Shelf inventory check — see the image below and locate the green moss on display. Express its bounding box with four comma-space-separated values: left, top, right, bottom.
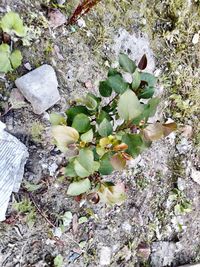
30, 121, 44, 142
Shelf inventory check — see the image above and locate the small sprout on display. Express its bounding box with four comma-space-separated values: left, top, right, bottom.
0, 44, 22, 73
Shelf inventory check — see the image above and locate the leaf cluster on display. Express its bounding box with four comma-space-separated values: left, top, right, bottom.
51, 53, 177, 205
0, 12, 26, 73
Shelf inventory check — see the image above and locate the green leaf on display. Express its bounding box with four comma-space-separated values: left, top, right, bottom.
99, 81, 112, 97
67, 178, 91, 196
0, 11, 26, 37
97, 110, 112, 124
119, 53, 137, 73
0, 51, 12, 73
54, 254, 63, 267
138, 86, 155, 99
98, 118, 113, 137
107, 68, 120, 77
23, 181, 42, 192
107, 74, 128, 94
81, 129, 93, 143
140, 72, 157, 87
10, 49, 22, 69
132, 69, 141, 90
118, 89, 143, 120
74, 149, 98, 178
66, 106, 89, 125
84, 93, 98, 110
50, 113, 66, 126
52, 125, 79, 152
99, 152, 114, 175
122, 133, 147, 157
65, 161, 77, 177
72, 113, 91, 133
0, 43, 10, 53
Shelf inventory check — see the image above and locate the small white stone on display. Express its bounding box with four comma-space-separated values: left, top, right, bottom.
15, 65, 60, 114
191, 168, 200, 185
100, 246, 112, 266
77, 18, 86, 28
122, 221, 132, 233
192, 33, 199, 45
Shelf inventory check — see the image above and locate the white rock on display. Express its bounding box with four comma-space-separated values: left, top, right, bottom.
15, 65, 60, 115
113, 29, 155, 73
192, 33, 199, 45
0, 125, 29, 221
99, 246, 112, 266
191, 168, 200, 185
122, 221, 132, 233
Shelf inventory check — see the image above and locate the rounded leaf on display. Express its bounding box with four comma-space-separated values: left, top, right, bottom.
1, 11, 26, 37
67, 178, 91, 196
98, 118, 113, 137
52, 125, 79, 152
10, 49, 22, 69
119, 53, 136, 73
72, 113, 91, 133
118, 89, 143, 120
107, 74, 128, 94
99, 81, 112, 97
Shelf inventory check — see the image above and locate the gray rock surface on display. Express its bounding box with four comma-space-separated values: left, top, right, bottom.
113, 29, 155, 73
0, 122, 29, 221
15, 64, 60, 114
151, 241, 177, 267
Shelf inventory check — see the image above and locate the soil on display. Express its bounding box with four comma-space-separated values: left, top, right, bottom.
0, 0, 200, 267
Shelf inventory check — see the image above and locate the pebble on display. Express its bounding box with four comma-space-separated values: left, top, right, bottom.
15, 65, 60, 115
191, 168, 200, 185
121, 221, 132, 233
99, 246, 112, 266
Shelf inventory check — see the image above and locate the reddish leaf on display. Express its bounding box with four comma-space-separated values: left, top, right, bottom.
138, 54, 147, 70
110, 153, 126, 171
87, 192, 100, 204
113, 143, 128, 151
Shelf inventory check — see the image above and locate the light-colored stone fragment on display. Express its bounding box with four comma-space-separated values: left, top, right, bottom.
0, 124, 29, 221
15, 64, 60, 114
191, 168, 200, 185
113, 29, 155, 73
100, 246, 112, 266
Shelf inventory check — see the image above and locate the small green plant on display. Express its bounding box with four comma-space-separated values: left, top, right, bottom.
51, 53, 177, 205
13, 198, 36, 227
169, 189, 192, 215
0, 11, 26, 73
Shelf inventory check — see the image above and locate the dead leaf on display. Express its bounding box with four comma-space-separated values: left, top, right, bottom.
138, 54, 147, 70
113, 143, 128, 151
162, 122, 177, 137
87, 192, 100, 204
48, 9, 66, 28
143, 122, 164, 141
98, 182, 126, 205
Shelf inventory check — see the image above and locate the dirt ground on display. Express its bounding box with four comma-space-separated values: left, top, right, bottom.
0, 0, 200, 266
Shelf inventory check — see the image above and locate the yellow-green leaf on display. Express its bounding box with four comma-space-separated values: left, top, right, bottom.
52, 125, 79, 152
